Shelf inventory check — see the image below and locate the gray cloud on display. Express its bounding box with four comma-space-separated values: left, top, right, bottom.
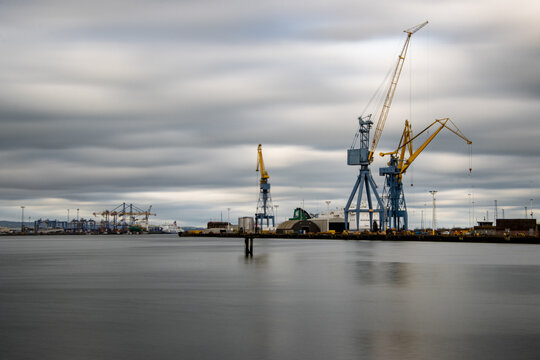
1, 0, 539, 227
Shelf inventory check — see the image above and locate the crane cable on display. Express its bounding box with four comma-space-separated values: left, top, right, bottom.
352, 65, 394, 149
409, 39, 413, 187
468, 143, 473, 175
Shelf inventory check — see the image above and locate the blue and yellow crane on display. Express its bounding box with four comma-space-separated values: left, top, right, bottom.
255, 144, 275, 231
345, 21, 428, 231
379, 118, 472, 230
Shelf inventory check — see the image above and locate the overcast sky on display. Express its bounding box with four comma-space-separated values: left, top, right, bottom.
1, 0, 539, 228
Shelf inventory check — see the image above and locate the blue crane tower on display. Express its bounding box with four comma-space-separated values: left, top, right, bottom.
345, 114, 386, 231
255, 144, 275, 231
344, 21, 428, 231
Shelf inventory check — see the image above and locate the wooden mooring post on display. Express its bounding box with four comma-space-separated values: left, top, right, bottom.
244, 236, 254, 256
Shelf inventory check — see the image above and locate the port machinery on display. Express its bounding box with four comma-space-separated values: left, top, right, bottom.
33, 218, 99, 233
345, 21, 428, 231
255, 144, 275, 232
379, 118, 472, 230
93, 203, 155, 232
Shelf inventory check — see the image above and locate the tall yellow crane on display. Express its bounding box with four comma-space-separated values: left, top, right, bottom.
345, 21, 427, 231
255, 144, 274, 231
379, 118, 471, 230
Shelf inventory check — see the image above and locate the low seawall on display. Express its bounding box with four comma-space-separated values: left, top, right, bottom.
180, 232, 540, 244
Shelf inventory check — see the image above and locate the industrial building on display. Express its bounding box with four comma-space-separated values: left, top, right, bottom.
496, 219, 537, 236
204, 221, 235, 234
238, 217, 255, 233
473, 219, 537, 236
276, 220, 321, 234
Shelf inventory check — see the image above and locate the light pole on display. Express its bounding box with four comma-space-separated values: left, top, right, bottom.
325, 200, 331, 214
429, 191, 438, 235
274, 205, 279, 225
21, 206, 25, 233
472, 196, 475, 226
227, 208, 230, 231
530, 199, 534, 219
468, 193, 471, 230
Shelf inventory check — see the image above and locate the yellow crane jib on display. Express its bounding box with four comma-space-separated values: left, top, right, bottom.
256, 144, 270, 185
380, 117, 472, 177
379, 119, 414, 180
368, 20, 428, 163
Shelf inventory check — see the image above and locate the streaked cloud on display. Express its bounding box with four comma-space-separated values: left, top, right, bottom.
1, 0, 539, 227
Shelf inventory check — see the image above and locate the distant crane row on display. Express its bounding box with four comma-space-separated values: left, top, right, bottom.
93, 202, 155, 231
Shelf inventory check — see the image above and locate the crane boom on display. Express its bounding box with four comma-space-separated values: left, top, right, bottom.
401, 118, 470, 175
380, 117, 471, 176
368, 21, 428, 163
256, 144, 269, 185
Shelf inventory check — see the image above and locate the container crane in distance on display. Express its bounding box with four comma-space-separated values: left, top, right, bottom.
93, 203, 156, 231
379, 118, 472, 230
344, 21, 428, 231
255, 144, 275, 231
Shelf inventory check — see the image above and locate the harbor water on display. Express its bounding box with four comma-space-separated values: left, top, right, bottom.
1, 235, 539, 359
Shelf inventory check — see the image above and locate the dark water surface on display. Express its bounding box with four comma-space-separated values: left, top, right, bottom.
1, 235, 539, 360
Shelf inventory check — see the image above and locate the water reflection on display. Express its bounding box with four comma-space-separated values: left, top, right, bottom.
463, 265, 540, 295
354, 330, 422, 360
242, 253, 269, 266
2, 236, 540, 360
354, 260, 411, 286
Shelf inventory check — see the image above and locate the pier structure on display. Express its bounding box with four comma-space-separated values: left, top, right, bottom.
244, 236, 254, 257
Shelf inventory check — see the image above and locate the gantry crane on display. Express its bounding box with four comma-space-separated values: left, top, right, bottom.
93, 203, 156, 231
345, 21, 428, 231
379, 118, 471, 230
255, 144, 275, 231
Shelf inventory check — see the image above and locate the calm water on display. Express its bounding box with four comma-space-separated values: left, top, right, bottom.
1, 235, 539, 360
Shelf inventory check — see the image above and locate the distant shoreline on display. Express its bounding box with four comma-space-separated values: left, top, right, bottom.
2, 232, 538, 244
